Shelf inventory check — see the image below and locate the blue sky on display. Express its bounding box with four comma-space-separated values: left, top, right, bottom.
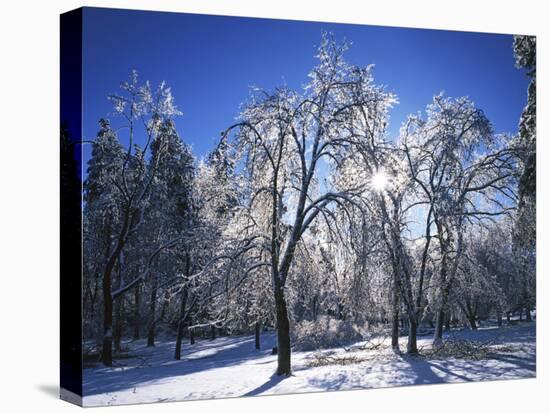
82, 7, 529, 162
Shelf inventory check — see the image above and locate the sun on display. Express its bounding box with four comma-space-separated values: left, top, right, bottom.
371, 170, 389, 192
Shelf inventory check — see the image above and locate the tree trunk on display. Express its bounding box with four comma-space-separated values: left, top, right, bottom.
174, 287, 188, 360
274, 286, 291, 376
101, 203, 133, 366
147, 281, 157, 347
407, 317, 418, 354
506, 311, 511, 323
186, 314, 195, 345
210, 325, 216, 340
391, 270, 400, 351
525, 305, 532, 321
391, 309, 400, 351
433, 280, 451, 347
497, 307, 503, 328
433, 309, 445, 347
444, 311, 451, 331
519, 308, 523, 321
102, 267, 113, 366
255, 321, 261, 350
433, 240, 452, 347
114, 298, 122, 353
462, 302, 477, 330
133, 283, 140, 340
468, 315, 477, 330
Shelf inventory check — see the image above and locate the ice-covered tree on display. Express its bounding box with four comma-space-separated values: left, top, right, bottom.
512, 35, 536, 320
401, 94, 517, 345
513, 35, 536, 223
85, 71, 184, 366
223, 33, 397, 375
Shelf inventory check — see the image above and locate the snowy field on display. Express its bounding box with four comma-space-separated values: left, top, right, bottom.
83, 322, 535, 406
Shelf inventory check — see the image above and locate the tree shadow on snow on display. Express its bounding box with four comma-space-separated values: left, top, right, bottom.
400, 358, 447, 385
83, 334, 278, 397
243, 374, 288, 396
490, 354, 536, 372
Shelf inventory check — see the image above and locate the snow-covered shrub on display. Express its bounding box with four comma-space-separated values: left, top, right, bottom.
291, 316, 367, 351
424, 339, 517, 360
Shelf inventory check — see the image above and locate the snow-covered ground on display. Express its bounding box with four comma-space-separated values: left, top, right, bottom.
83, 322, 536, 406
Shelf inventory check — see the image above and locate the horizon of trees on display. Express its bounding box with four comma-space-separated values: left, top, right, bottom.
80, 33, 536, 376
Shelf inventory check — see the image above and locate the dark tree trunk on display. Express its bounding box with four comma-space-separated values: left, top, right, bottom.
174, 333, 183, 360
113, 298, 122, 352
391, 309, 400, 350
391, 270, 400, 351
433, 240, 452, 347
147, 281, 157, 347
497, 308, 503, 327
518, 308, 523, 321
101, 202, 134, 366
102, 265, 114, 366
433, 280, 451, 346
210, 325, 216, 340
462, 302, 477, 330
274, 286, 291, 376
133, 283, 140, 340
147, 323, 156, 346
407, 317, 418, 354
255, 321, 261, 350
84, 274, 99, 337
187, 314, 195, 344
444, 312, 451, 331
174, 286, 188, 360
434, 309, 445, 346
525, 306, 532, 321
